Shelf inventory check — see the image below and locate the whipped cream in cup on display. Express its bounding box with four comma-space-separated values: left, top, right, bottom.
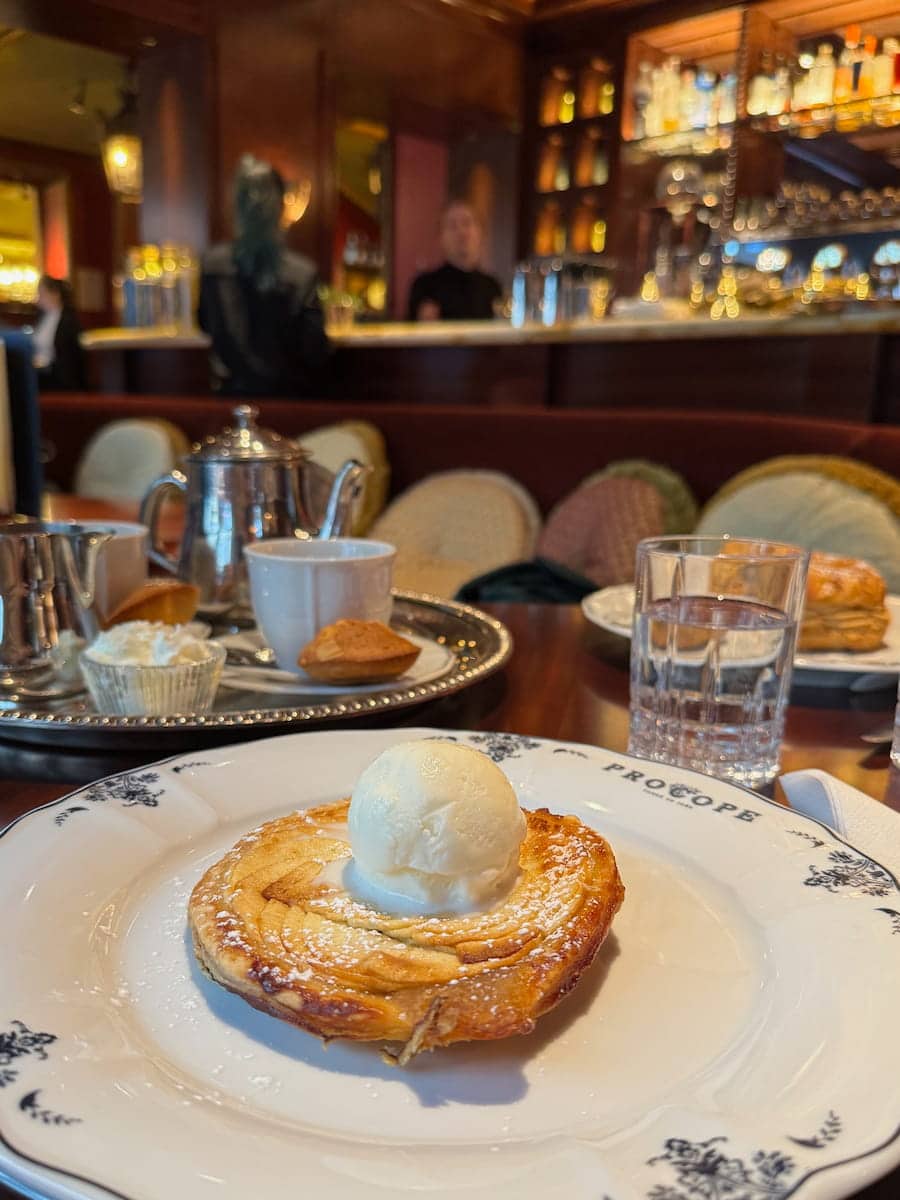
347, 741, 526, 916
81, 621, 225, 716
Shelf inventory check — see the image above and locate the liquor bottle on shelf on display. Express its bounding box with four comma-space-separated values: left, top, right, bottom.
535, 202, 562, 257
695, 70, 717, 128
792, 59, 809, 112
768, 57, 792, 116
540, 70, 568, 126
554, 149, 570, 192
579, 66, 599, 118
575, 130, 608, 187
661, 58, 681, 133
593, 145, 609, 185
717, 73, 737, 125
847, 25, 864, 95
633, 61, 653, 139
559, 84, 576, 124
679, 67, 697, 132
571, 201, 594, 254
599, 79, 615, 115
808, 44, 836, 108
159, 243, 179, 325
873, 38, 896, 98
835, 29, 856, 103
747, 52, 773, 116
858, 36, 877, 99
536, 138, 561, 193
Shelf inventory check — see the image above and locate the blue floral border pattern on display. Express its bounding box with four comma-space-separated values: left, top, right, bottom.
785, 829, 825, 850
803, 850, 894, 898
876, 907, 900, 934
788, 1112, 842, 1150
426, 732, 544, 763
54, 770, 164, 826
466, 733, 542, 763
646, 1113, 853, 1198
0, 1021, 79, 1126
648, 1136, 797, 1200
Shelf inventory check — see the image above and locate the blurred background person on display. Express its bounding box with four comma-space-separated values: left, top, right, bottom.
199, 155, 329, 396
407, 200, 501, 321
33, 275, 85, 392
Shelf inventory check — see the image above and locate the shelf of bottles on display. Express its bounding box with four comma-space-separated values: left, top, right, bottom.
725, 182, 900, 243
536, 127, 610, 193
115, 244, 198, 329
747, 25, 900, 137
533, 58, 615, 257
539, 60, 615, 127
338, 232, 387, 315
624, 60, 738, 160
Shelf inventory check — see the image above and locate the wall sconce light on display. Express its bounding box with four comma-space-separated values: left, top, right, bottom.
282, 179, 312, 227
100, 86, 142, 203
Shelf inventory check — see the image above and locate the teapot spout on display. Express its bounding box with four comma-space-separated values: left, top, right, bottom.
317, 459, 368, 539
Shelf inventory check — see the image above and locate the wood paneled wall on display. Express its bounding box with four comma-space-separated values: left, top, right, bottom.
3, 0, 523, 290
137, 35, 212, 252
208, 0, 523, 277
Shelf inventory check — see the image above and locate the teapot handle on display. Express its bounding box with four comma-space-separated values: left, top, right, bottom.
139, 470, 188, 574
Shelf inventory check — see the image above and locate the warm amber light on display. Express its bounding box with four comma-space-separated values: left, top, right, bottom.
101, 133, 142, 203
640, 272, 660, 303
281, 179, 312, 228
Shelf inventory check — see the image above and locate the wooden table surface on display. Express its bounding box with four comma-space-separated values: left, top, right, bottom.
1, 602, 898, 1199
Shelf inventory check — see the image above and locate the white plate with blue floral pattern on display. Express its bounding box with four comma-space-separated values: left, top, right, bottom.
583, 585, 900, 685
1, 728, 899, 1200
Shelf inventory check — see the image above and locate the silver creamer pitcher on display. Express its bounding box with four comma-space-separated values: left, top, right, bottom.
140, 405, 366, 611
0, 520, 111, 672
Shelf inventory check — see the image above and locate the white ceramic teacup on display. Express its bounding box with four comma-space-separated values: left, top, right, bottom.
47, 520, 149, 621
244, 538, 396, 674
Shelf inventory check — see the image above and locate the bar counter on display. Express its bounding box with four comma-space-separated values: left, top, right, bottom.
81, 310, 900, 419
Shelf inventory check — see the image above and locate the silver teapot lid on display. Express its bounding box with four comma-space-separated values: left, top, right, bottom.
188, 404, 308, 463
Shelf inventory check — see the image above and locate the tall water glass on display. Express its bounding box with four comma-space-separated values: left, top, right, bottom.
629, 536, 809, 788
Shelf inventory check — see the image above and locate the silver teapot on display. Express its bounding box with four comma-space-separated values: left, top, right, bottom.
0, 519, 111, 672
140, 405, 366, 610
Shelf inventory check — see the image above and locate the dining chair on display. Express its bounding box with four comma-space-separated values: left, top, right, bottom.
73, 418, 191, 502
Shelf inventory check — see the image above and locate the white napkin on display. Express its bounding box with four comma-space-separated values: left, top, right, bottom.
780, 769, 900, 873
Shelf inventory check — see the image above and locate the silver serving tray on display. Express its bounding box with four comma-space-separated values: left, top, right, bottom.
0, 593, 511, 750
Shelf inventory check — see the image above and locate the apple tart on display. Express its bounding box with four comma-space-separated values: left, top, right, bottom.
189, 800, 624, 1063
798, 551, 889, 652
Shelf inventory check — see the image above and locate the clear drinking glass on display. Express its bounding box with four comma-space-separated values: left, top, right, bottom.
890, 677, 900, 771
629, 536, 809, 788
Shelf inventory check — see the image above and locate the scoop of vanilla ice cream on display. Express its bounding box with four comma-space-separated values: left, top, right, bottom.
347, 741, 526, 915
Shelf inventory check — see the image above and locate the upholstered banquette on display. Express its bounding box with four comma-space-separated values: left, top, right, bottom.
39, 393, 900, 512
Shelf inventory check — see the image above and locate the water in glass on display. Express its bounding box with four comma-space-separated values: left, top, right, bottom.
630, 593, 797, 787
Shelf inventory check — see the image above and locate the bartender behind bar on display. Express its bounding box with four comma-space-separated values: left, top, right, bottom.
407, 201, 501, 321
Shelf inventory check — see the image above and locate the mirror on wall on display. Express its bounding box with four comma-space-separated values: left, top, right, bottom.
332, 120, 389, 320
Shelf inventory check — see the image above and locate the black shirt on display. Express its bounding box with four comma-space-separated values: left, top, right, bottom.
35, 308, 86, 392
198, 244, 330, 397
407, 262, 501, 321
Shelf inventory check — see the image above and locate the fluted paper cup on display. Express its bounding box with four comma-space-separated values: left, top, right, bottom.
80, 643, 226, 716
